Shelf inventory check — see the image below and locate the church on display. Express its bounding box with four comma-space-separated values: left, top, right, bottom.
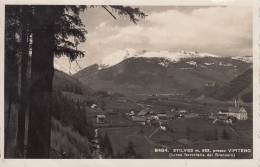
218, 99, 248, 121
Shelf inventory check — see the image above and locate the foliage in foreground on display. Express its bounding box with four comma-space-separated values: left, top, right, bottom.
50, 118, 91, 158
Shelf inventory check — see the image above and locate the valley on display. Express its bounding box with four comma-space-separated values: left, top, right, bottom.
51, 53, 253, 158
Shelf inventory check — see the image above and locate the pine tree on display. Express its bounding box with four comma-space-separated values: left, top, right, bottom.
17, 5, 32, 158
4, 5, 20, 157
26, 6, 57, 158
5, 5, 146, 158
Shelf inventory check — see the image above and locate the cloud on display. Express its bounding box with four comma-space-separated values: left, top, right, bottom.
97, 6, 252, 56
59, 6, 252, 74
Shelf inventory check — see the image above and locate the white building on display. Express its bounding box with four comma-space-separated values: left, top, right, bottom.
96, 115, 106, 124
226, 107, 248, 120
218, 99, 248, 121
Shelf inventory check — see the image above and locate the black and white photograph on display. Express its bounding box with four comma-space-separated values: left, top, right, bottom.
3, 5, 253, 159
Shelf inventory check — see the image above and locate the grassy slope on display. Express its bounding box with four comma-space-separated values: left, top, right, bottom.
50, 118, 91, 158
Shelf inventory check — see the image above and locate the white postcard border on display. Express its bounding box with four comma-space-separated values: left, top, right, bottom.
0, 0, 259, 167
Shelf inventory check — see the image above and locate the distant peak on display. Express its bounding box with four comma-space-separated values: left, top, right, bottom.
99, 49, 220, 69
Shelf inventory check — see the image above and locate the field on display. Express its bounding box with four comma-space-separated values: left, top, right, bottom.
62, 91, 253, 159
91, 94, 253, 159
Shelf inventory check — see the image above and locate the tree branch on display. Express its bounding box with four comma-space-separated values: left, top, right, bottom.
102, 5, 117, 20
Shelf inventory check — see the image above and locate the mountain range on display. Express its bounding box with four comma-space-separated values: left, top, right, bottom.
73, 51, 252, 98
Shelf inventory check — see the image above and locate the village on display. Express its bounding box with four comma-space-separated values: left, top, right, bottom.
84, 95, 252, 158
96, 99, 248, 126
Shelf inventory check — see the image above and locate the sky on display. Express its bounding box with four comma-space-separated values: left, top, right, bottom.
54, 6, 252, 74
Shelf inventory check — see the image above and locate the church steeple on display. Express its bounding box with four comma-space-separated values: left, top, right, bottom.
234, 97, 239, 108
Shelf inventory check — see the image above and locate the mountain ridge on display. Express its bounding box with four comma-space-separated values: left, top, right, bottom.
73, 55, 251, 96
98, 49, 252, 69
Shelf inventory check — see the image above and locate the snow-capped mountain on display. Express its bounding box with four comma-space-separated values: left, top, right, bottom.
98, 49, 252, 70
74, 50, 252, 95
231, 55, 252, 63
54, 49, 252, 75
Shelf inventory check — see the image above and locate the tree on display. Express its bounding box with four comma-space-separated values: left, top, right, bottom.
25, 6, 88, 158
26, 6, 58, 158
4, 5, 20, 157
4, 5, 146, 157
24, 5, 145, 158
17, 5, 32, 157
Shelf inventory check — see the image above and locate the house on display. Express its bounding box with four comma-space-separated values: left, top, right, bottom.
176, 114, 184, 119
218, 107, 248, 121
213, 115, 233, 124
184, 113, 199, 118
96, 114, 106, 124
216, 112, 228, 119
216, 99, 248, 121
90, 107, 103, 113
126, 110, 135, 117
178, 109, 187, 114
157, 113, 168, 119
137, 108, 154, 116
132, 116, 146, 125
150, 115, 159, 120
212, 111, 234, 124
91, 104, 98, 109
170, 107, 176, 112
130, 110, 135, 116
205, 82, 216, 87
150, 118, 161, 126
157, 113, 168, 125
226, 107, 248, 120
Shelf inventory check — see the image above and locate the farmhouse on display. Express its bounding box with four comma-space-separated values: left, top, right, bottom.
137, 108, 154, 116
132, 116, 146, 125
226, 107, 247, 120
96, 114, 106, 124
178, 109, 187, 114
91, 103, 98, 109
157, 113, 168, 120
157, 113, 168, 125
213, 112, 233, 124
126, 110, 136, 117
